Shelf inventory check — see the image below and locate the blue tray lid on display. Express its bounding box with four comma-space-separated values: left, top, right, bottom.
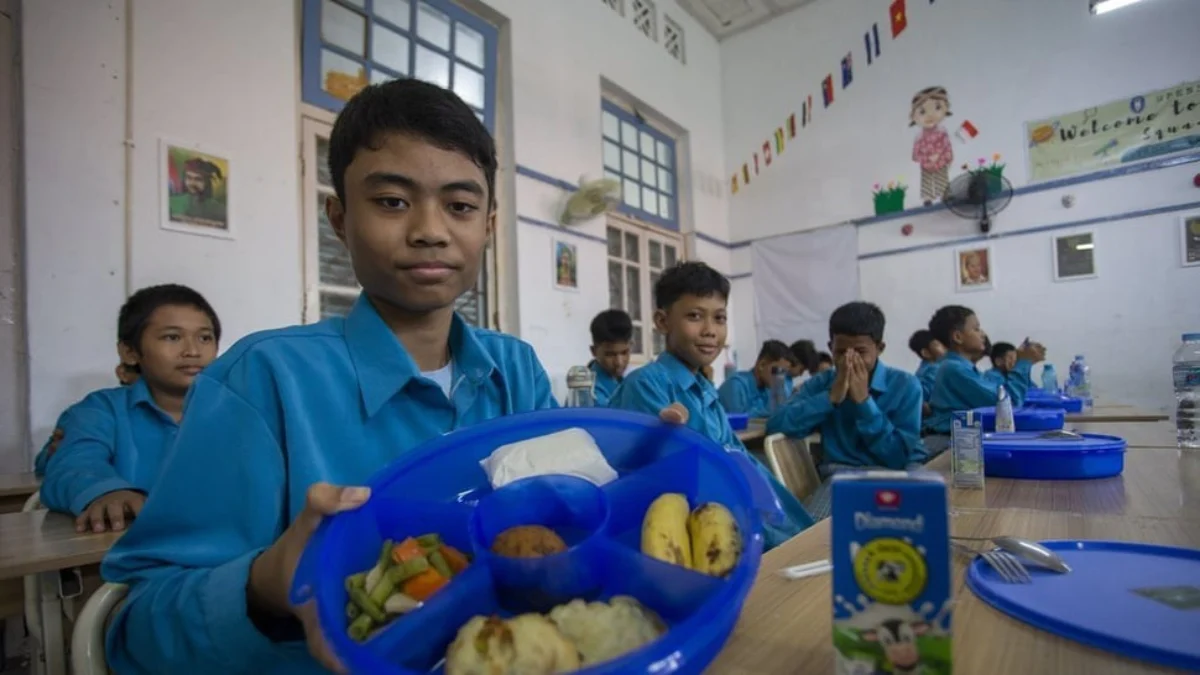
973, 406, 1066, 421
982, 431, 1126, 454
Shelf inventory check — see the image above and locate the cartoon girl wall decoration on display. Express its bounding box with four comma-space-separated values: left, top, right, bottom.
910, 86, 954, 206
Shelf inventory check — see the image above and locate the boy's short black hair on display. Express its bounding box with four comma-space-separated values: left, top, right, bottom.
908, 329, 935, 357
828, 301, 886, 343
757, 339, 794, 365
790, 339, 818, 371
991, 341, 1015, 362
590, 309, 633, 345
328, 79, 497, 208
118, 284, 221, 353
928, 305, 975, 350
654, 261, 729, 310
817, 352, 834, 365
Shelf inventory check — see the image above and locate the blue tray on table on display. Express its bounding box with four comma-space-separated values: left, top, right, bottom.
982, 431, 1126, 479
726, 413, 750, 431
967, 540, 1200, 671
973, 406, 1065, 432
1024, 390, 1086, 413
290, 408, 778, 675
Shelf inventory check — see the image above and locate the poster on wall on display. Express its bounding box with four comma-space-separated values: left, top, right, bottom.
553, 239, 578, 291
1183, 213, 1200, 267
160, 139, 232, 239
1024, 79, 1200, 182
954, 245, 993, 292
1053, 232, 1097, 282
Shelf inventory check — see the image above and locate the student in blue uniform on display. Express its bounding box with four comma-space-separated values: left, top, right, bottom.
717, 339, 795, 416
587, 309, 632, 407
608, 261, 814, 548
908, 329, 946, 416
766, 302, 925, 518
788, 339, 818, 380
35, 364, 140, 477
925, 306, 1044, 444
38, 284, 220, 533
814, 352, 834, 373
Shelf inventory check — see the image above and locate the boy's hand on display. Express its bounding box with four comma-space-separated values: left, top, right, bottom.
1017, 342, 1046, 364
830, 354, 850, 405
249, 483, 370, 674
847, 353, 871, 404
77, 489, 146, 533
659, 403, 689, 425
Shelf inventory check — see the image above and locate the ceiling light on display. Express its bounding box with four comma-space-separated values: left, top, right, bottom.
1075, 242, 1095, 250
1090, 0, 1148, 15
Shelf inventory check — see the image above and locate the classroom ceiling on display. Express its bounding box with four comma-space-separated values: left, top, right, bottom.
675, 0, 820, 41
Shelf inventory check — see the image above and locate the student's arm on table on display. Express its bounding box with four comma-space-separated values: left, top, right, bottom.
855, 377, 926, 467
764, 375, 831, 438
33, 426, 65, 477
40, 400, 140, 523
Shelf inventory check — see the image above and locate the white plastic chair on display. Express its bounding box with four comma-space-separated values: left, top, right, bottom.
70, 583, 127, 675
22, 493, 46, 675
763, 433, 821, 502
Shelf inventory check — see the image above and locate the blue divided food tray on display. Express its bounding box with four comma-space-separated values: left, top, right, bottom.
982, 431, 1126, 479
1024, 390, 1086, 413
973, 406, 1065, 432
967, 540, 1200, 671
289, 408, 770, 675
726, 413, 749, 431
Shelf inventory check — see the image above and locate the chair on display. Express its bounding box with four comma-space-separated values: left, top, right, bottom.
22, 493, 46, 675
70, 583, 127, 675
763, 433, 821, 502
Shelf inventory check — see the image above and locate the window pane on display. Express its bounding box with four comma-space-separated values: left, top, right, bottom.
622, 179, 639, 208
659, 196, 672, 221
657, 140, 671, 168
608, 260, 623, 309
370, 69, 394, 85
454, 288, 482, 326
621, 150, 639, 180
606, 226, 622, 257
316, 137, 332, 187
414, 45, 449, 88
624, 232, 639, 262
604, 170, 622, 191
454, 22, 485, 68
320, 291, 357, 320
652, 330, 665, 356
371, 24, 410, 74
621, 120, 638, 149
631, 325, 644, 355
603, 141, 621, 171
649, 241, 662, 269
416, 2, 451, 49
640, 131, 656, 160
642, 188, 657, 216
321, 49, 367, 102
602, 111, 620, 141
374, 0, 410, 30
658, 167, 673, 195
453, 63, 484, 108
641, 159, 656, 188
665, 245, 677, 268
322, 0, 366, 56
318, 196, 357, 287
626, 266, 641, 320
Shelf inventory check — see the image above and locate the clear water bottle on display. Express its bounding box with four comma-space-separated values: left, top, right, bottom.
1173, 333, 1200, 449
564, 365, 595, 408
1041, 364, 1059, 394
995, 385, 1016, 432
769, 366, 788, 413
1067, 355, 1091, 405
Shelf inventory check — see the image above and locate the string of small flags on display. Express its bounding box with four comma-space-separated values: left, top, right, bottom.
731, 0, 935, 196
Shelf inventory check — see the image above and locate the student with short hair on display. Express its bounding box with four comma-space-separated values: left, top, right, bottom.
908, 329, 946, 405
39, 284, 220, 533
609, 261, 814, 548
789, 339, 818, 378
717, 339, 794, 416
814, 352, 834, 373
587, 309, 632, 407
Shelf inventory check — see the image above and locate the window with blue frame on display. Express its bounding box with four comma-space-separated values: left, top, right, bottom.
302, 0, 497, 131
601, 100, 679, 231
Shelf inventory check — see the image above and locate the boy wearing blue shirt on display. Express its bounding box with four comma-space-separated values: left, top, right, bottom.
925, 306, 1044, 442
908, 329, 945, 405
718, 339, 794, 416
983, 341, 1021, 388
608, 262, 814, 548
587, 309, 632, 407
39, 284, 220, 533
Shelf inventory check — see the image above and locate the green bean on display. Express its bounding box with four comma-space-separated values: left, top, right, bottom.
347, 613, 374, 642
378, 539, 395, 569
345, 572, 368, 592
386, 556, 430, 585
345, 601, 361, 620
348, 585, 386, 623
428, 550, 452, 579
416, 533, 441, 550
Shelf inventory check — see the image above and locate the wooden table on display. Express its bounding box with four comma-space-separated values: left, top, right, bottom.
711, 510, 1200, 674
0, 472, 39, 514
1066, 405, 1169, 424
1069, 421, 1178, 448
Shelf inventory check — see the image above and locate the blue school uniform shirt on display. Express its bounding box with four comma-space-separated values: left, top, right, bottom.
101, 295, 556, 675
38, 379, 179, 514
607, 351, 814, 548
926, 352, 1032, 433
765, 361, 925, 470
915, 359, 940, 403
717, 370, 791, 417
588, 360, 621, 407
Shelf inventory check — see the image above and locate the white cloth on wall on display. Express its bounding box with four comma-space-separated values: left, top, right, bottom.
750, 223, 860, 348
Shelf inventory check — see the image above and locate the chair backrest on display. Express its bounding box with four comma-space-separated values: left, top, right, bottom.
71, 583, 128, 675
23, 492, 44, 644
763, 433, 821, 501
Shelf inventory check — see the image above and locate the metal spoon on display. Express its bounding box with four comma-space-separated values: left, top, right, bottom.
951, 535, 1071, 573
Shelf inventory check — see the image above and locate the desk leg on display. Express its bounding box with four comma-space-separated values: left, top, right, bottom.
37, 571, 66, 675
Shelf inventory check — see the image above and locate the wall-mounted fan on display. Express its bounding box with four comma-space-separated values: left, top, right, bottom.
943, 171, 1014, 233
559, 177, 621, 225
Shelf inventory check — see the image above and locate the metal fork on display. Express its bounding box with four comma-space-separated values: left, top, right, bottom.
953, 542, 1032, 584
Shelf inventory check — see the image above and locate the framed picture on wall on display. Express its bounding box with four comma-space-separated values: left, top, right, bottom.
1182, 212, 1200, 267
552, 239, 579, 291
1052, 231, 1097, 281
954, 244, 994, 292
159, 138, 233, 239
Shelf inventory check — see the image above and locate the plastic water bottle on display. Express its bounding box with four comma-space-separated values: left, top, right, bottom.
995, 385, 1016, 432
1041, 364, 1059, 395
564, 365, 595, 408
769, 366, 788, 413
1174, 333, 1200, 449
1067, 355, 1092, 407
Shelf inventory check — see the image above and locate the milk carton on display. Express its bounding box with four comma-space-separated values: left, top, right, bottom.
832, 471, 952, 675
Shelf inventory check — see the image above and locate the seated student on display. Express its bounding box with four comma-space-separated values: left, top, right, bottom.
925, 306, 1044, 443
609, 261, 814, 548
983, 341, 1017, 387
767, 302, 925, 481
814, 352, 834, 373
38, 285, 220, 533
908, 329, 946, 410
34, 364, 140, 477
717, 339, 795, 416
587, 309, 632, 407
101, 81, 680, 674
789, 339, 818, 379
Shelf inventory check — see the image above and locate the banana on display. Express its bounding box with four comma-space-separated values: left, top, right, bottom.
641, 493, 693, 569
687, 502, 742, 577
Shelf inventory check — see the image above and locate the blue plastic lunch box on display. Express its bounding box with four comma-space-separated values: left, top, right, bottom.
1024, 390, 1086, 413
289, 408, 776, 674
982, 431, 1126, 479
974, 406, 1066, 432
726, 413, 749, 431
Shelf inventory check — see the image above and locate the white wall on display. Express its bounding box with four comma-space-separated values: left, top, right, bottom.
720, 0, 1200, 412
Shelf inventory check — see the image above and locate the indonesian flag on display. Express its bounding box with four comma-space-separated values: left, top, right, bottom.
956, 120, 980, 143
890, 0, 907, 38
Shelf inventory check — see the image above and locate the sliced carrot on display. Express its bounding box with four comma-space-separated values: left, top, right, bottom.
391, 537, 425, 565
402, 568, 448, 602
440, 545, 470, 574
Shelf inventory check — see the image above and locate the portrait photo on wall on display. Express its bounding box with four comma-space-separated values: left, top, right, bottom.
553, 239, 578, 291
160, 139, 231, 238
954, 245, 993, 292
1053, 232, 1097, 281
1182, 213, 1200, 267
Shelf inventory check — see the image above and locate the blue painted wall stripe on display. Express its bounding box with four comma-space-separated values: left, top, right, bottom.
516, 215, 608, 245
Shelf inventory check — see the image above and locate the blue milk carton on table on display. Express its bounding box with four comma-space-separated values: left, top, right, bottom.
832, 471, 952, 675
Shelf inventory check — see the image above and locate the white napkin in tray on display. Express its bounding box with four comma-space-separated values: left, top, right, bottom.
480, 427, 618, 489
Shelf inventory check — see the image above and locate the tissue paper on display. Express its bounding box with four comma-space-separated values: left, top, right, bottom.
480, 428, 618, 489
